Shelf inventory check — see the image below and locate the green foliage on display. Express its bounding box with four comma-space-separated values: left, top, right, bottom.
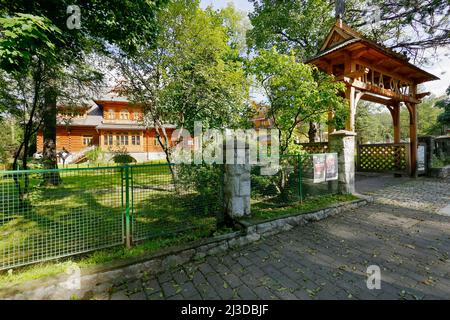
0, 118, 22, 165
111, 148, 136, 164
436, 86, 450, 129
84, 146, 103, 164
356, 96, 445, 144
431, 154, 450, 168
248, 194, 358, 222
0, 13, 63, 73
118, 0, 250, 162
248, 0, 335, 60
248, 0, 450, 62
0, 0, 168, 56
176, 164, 223, 215
248, 48, 347, 153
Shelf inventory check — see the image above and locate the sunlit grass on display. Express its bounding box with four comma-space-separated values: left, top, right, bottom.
247, 194, 359, 222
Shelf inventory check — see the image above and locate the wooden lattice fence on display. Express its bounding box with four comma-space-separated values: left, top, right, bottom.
299, 142, 329, 154
357, 143, 410, 174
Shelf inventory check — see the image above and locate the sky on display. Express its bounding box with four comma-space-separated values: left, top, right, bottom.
200, 0, 450, 98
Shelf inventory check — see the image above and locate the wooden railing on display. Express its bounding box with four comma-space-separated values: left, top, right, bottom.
357, 143, 410, 174
299, 142, 329, 154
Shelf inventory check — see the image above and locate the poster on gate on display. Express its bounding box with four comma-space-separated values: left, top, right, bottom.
325, 153, 338, 181
313, 154, 326, 183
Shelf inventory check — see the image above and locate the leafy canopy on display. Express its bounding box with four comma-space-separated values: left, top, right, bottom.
0, 14, 63, 73
436, 86, 450, 128
248, 48, 347, 153
248, 0, 450, 62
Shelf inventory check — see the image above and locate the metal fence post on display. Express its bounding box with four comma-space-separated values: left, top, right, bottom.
124, 164, 131, 248
297, 154, 303, 203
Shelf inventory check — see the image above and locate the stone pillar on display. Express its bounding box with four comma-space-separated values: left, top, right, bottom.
418, 135, 435, 176
223, 145, 251, 219
329, 130, 357, 194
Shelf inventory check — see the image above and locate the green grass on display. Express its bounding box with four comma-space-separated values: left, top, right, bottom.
246, 194, 359, 222
0, 226, 214, 288
0, 164, 219, 272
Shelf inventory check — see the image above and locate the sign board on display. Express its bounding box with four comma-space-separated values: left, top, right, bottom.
312, 154, 326, 183
313, 153, 338, 183
325, 153, 338, 181
417, 144, 426, 173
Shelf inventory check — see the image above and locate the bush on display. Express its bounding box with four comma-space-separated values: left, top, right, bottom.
432, 155, 450, 168
85, 146, 104, 163
175, 164, 223, 216
111, 148, 136, 164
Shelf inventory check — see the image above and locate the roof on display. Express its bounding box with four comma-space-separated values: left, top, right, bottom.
96, 123, 146, 130
57, 103, 103, 127
307, 20, 439, 84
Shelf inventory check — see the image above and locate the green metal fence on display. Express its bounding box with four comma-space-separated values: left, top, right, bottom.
0, 163, 221, 270
251, 154, 338, 211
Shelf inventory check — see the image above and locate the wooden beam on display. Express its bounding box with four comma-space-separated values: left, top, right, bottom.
351, 48, 370, 59
374, 58, 389, 67
416, 92, 431, 99
360, 93, 396, 107
345, 67, 370, 79
356, 58, 414, 85
343, 78, 420, 104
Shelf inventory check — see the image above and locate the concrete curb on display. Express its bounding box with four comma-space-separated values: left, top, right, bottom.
0, 195, 373, 300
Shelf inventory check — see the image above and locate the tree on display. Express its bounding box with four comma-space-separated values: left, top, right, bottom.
0, 14, 64, 174
117, 0, 250, 165
248, 0, 450, 63
248, 48, 347, 154
248, 0, 449, 142
0, 0, 167, 177
436, 86, 450, 132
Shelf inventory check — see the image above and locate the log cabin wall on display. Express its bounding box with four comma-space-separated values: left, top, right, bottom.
37, 126, 99, 153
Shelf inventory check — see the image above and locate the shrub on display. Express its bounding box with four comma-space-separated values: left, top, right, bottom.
175, 164, 223, 216
85, 146, 104, 164
111, 148, 136, 164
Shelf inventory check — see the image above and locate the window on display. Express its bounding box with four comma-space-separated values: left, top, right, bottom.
104, 133, 113, 145
108, 109, 115, 120
83, 136, 93, 146
131, 134, 141, 145
120, 109, 129, 120
116, 132, 128, 145
133, 112, 141, 121
154, 136, 159, 146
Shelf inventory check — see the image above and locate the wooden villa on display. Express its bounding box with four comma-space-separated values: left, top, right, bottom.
36, 90, 178, 164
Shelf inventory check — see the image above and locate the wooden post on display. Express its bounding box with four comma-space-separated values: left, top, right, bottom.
345, 86, 356, 131
392, 104, 401, 144
328, 109, 335, 136
326, 63, 335, 137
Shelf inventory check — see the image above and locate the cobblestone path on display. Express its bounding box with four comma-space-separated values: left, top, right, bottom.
103, 177, 450, 300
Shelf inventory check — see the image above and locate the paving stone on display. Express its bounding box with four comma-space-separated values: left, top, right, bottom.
96, 176, 450, 301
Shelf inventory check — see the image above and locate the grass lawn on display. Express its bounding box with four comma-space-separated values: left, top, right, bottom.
0, 227, 219, 288
246, 194, 359, 223
0, 164, 220, 272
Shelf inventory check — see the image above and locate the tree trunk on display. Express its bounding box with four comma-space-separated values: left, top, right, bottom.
308, 121, 318, 143
42, 87, 61, 185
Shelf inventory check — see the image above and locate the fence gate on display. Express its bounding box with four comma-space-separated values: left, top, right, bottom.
356, 143, 410, 175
